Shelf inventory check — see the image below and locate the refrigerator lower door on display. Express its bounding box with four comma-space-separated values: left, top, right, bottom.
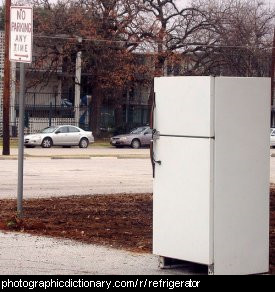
153, 136, 214, 265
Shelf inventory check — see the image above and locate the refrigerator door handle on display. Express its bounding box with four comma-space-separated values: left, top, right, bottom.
150, 141, 155, 177
150, 140, 161, 178
150, 92, 161, 178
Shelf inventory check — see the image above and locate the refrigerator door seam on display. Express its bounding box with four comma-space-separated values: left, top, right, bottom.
158, 134, 215, 139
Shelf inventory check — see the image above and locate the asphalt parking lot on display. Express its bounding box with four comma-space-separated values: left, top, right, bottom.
0, 158, 152, 199
0, 147, 151, 199
1, 147, 275, 199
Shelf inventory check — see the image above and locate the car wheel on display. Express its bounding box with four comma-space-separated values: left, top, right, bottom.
41, 137, 52, 148
79, 138, 89, 148
131, 139, 141, 149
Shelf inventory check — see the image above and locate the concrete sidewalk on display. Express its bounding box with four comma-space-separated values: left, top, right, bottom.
0, 232, 202, 275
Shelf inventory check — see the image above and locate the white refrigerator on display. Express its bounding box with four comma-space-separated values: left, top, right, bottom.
152, 76, 270, 275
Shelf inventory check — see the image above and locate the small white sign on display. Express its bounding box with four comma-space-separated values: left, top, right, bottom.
10, 6, 33, 63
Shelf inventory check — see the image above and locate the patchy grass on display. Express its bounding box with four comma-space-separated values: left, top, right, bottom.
0, 138, 111, 148
0, 138, 18, 148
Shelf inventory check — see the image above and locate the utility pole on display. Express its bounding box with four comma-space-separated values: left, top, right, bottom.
271, 28, 275, 106
2, 0, 11, 155
74, 37, 82, 127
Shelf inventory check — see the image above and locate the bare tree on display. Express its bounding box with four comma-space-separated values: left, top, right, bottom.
25, 0, 149, 135
135, 0, 213, 75
195, 0, 275, 76
127, 0, 216, 111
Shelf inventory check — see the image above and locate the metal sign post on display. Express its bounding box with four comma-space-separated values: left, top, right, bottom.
10, 6, 33, 217
17, 62, 25, 216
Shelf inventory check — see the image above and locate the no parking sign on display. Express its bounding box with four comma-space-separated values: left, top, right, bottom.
9, 6, 33, 63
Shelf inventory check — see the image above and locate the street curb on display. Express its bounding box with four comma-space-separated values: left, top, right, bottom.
51, 156, 91, 160
117, 156, 149, 159
0, 155, 150, 160
0, 157, 19, 160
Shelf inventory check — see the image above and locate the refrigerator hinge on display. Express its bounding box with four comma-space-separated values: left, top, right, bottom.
208, 264, 214, 275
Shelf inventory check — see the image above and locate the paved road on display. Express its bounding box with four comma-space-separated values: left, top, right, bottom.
0, 157, 152, 199
1, 148, 275, 199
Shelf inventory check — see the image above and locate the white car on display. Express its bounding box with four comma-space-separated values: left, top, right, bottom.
271, 128, 275, 147
24, 125, 94, 148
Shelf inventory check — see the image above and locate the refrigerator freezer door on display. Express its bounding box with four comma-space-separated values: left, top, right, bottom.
154, 76, 214, 137
153, 136, 214, 265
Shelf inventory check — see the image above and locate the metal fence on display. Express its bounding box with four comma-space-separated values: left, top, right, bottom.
15, 92, 76, 107
2, 104, 89, 136
0, 104, 150, 137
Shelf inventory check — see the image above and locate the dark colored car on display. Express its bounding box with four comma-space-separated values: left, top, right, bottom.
110, 126, 152, 149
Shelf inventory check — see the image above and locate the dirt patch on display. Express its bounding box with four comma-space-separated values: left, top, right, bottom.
0, 190, 274, 274
0, 194, 152, 253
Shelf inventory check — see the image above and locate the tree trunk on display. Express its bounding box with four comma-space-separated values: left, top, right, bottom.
114, 89, 124, 129
114, 104, 123, 127
90, 86, 102, 138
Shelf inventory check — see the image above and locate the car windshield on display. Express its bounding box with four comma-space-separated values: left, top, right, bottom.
130, 127, 147, 134
40, 126, 58, 133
